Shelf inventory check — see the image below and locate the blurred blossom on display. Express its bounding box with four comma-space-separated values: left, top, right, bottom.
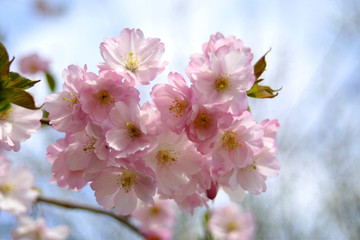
12, 216, 70, 240
0, 162, 39, 215
34, 0, 66, 17
18, 53, 49, 75
208, 203, 255, 240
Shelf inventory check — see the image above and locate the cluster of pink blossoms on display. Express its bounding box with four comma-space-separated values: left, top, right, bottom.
45, 28, 280, 215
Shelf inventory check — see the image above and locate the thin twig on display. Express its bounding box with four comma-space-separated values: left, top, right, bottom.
40, 118, 50, 125
36, 195, 142, 237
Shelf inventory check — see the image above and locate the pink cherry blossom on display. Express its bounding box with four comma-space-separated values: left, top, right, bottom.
212, 111, 263, 174
0, 164, 39, 215
208, 203, 255, 240
18, 53, 49, 74
79, 71, 140, 123
216, 118, 280, 194
46, 138, 88, 190
98, 28, 167, 86
132, 196, 176, 231
144, 129, 205, 196
91, 160, 156, 215
151, 72, 192, 134
12, 216, 70, 240
0, 104, 42, 152
186, 33, 255, 115
105, 100, 158, 158
44, 65, 90, 133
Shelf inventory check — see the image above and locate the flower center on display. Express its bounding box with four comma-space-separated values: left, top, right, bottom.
93, 90, 115, 107
226, 221, 238, 233
0, 184, 15, 195
117, 171, 137, 193
156, 150, 177, 167
126, 122, 142, 139
150, 206, 161, 216
215, 74, 231, 93
0, 109, 13, 121
62, 92, 79, 108
83, 136, 97, 155
169, 98, 189, 118
125, 52, 141, 72
222, 131, 240, 151
195, 112, 211, 128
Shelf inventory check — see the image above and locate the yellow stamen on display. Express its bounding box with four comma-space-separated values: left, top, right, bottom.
83, 136, 97, 155
126, 122, 142, 139
93, 90, 115, 107
226, 221, 238, 232
149, 206, 161, 216
215, 74, 231, 93
62, 93, 78, 108
125, 52, 141, 72
195, 113, 211, 128
169, 98, 189, 118
0, 184, 15, 194
0, 109, 13, 121
222, 131, 239, 151
116, 171, 137, 193
156, 150, 177, 167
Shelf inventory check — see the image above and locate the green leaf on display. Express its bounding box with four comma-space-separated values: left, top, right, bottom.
6, 72, 40, 89
247, 82, 281, 99
45, 72, 56, 92
254, 48, 271, 79
0, 97, 11, 112
2, 88, 41, 110
0, 42, 9, 77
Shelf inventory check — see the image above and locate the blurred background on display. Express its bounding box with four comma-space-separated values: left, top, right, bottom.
1, 0, 359, 239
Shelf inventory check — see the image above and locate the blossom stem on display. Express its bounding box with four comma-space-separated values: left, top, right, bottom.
36, 195, 142, 237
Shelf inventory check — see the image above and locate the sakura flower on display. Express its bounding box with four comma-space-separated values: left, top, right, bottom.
46, 138, 88, 190
105, 100, 158, 158
132, 196, 176, 231
208, 203, 255, 240
142, 227, 173, 240
18, 53, 49, 74
151, 72, 192, 134
44, 65, 91, 133
0, 164, 38, 215
144, 129, 204, 196
212, 111, 263, 174
186, 34, 255, 115
217, 119, 280, 194
91, 160, 156, 215
0, 104, 42, 152
98, 28, 167, 86
12, 216, 70, 240
79, 70, 140, 123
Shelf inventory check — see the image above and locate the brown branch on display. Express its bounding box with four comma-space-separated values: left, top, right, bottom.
36, 195, 142, 237
40, 118, 50, 125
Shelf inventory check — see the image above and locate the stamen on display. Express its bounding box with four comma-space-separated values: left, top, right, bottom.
93, 90, 115, 107
169, 98, 189, 118
215, 74, 231, 93
0, 184, 14, 194
83, 136, 97, 155
125, 52, 141, 72
156, 150, 177, 167
149, 206, 161, 216
116, 171, 137, 193
222, 131, 239, 151
0, 109, 13, 121
62, 93, 79, 108
195, 113, 211, 128
226, 221, 238, 232
126, 122, 142, 139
